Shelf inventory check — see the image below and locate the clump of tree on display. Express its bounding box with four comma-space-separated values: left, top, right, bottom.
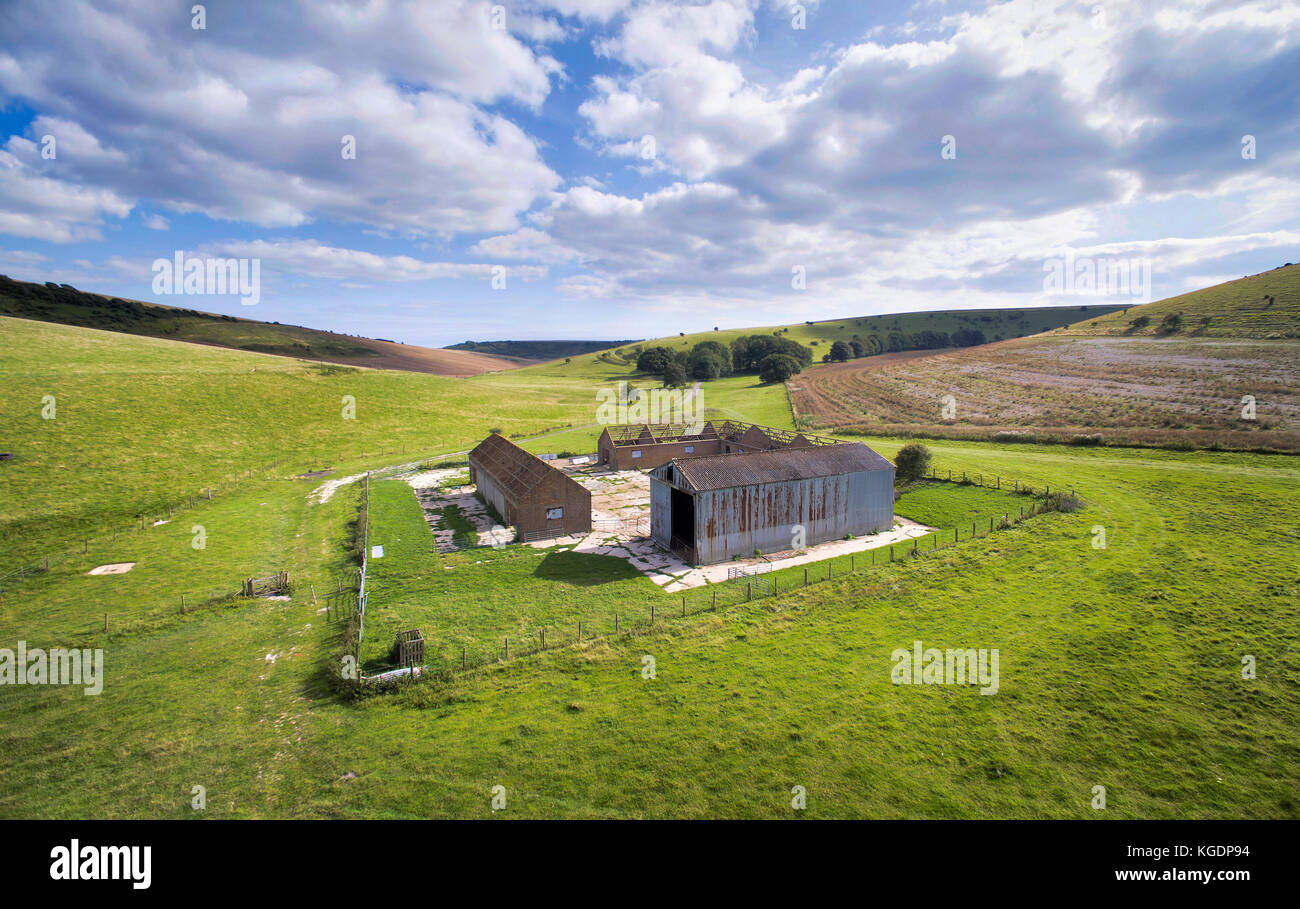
893, 443, 932, 483
758, 353, 802, 384
730, 334, 813, 373
687, 340, 732, 380
635, 345, 676, 374
663, 360, 689, 387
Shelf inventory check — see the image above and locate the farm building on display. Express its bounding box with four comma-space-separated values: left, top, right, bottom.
468, 433, 592, 540
648, 442, 895, 565
598, 420, 832, 470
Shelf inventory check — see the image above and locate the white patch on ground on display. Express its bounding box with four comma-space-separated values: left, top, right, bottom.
87, 562, 136, 575
311, 472, 367, 504
406, 472, 512, 553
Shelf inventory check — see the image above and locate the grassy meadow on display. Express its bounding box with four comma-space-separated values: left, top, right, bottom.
1, 432, 1295, 818
0, 308, 1296, 820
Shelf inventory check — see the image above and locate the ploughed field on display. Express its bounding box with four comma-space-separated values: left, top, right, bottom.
791, 335, 1300, 450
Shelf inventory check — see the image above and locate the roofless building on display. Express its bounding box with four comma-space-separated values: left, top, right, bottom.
648, 442, 895, 565
597, 420, 832, 471
468, 433, 591, 541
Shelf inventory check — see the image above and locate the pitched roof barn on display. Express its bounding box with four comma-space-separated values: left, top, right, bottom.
648, 441, 896, 565
468, 433, 591, 540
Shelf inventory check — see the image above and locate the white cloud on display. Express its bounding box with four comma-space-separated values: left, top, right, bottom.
0, 0, 563, 237
202, 238, 548, 283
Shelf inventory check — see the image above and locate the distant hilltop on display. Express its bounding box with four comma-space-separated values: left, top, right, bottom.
445, 339, 641, 360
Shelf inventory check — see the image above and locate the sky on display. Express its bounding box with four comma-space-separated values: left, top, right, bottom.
0, 0, 1297, 348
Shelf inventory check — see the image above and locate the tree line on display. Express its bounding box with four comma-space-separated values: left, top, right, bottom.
635, 325, 991, 386
635, 334, 814, 386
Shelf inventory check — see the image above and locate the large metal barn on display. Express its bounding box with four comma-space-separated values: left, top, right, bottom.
648, 442, 895, 564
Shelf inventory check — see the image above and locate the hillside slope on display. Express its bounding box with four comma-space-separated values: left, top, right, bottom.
577, 304, 1125, 369
1063, 262, 1300, 338
446, 339, 639, 360
0, 315, 594, 561
0, 276, 526, 376
791, 265, 1300, 450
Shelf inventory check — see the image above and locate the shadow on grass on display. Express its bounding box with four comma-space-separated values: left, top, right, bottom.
533, 549, 644, 586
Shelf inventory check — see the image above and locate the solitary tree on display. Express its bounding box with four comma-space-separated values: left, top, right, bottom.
894, 443, 932, 482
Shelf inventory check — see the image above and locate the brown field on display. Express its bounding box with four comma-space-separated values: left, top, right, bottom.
790, 335, 1300, 450
266, 336, 534, 376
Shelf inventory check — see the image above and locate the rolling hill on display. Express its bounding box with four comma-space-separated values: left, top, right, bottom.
1063, 263, 1300, 338
579, 304, 1127, 369
791, 265, 1300, 450
445, 339, 641, 360
0, 275, 526, 376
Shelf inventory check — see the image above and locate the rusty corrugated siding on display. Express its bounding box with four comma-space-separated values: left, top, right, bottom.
692, 467, 894, 563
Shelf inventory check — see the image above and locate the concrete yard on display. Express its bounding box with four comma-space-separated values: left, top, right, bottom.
400, 463, 932, 590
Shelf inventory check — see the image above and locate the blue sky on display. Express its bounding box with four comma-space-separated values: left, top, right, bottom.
1, 0, 1297, 347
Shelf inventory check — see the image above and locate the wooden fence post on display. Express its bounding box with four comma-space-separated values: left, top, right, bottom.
804, 567, 808, 586
180, 594, 186, 613
104, 614, 109, 633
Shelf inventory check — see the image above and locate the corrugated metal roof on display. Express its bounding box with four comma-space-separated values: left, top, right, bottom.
657, 442, 893, 492
469, 433, 554, 499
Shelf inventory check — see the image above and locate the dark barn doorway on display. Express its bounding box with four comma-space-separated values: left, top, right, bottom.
670, 487, 695, 551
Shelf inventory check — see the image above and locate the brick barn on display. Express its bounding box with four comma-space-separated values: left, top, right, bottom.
648, 442, 895, 565
468, 433, 591, 540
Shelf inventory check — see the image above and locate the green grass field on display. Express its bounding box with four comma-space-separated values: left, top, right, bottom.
1, 312, 1297, 819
